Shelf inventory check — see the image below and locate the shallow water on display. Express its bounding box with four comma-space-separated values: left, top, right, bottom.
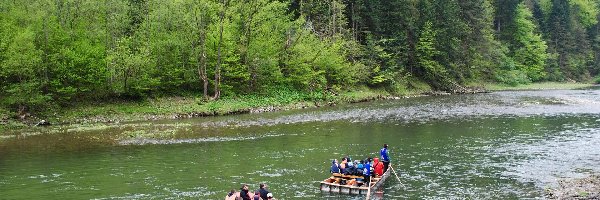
1, 88, 599, 199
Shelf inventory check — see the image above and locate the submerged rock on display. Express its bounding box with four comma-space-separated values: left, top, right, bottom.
35, 120, 51, 126
546, 175, 600, 200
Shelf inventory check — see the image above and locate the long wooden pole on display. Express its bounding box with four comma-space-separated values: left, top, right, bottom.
366, 176, 372, 200
389, 165, 405, 187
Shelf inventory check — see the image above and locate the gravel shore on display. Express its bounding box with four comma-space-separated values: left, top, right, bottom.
546, 175, 600, 200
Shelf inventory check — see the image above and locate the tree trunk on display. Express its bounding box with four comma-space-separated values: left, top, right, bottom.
245, 1, 259, 92
194, 8, 209, 99
199, 33, 208, 98
42, 12, 50, 93
202, 51, 208, 98
214, 0, 227, 100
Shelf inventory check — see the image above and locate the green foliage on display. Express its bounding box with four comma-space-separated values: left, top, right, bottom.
495, 70, 532, 86
539, 0, 553, 17
363, 39, 399, 87
0, 107, 9, 120
0, 28, 51, 111
568, 0, 599, 27
594, 75, 600, 84
416, 21, 448, 90
283, 20, 356, 91
1, 0, 599, 116
0, 0, 361, 113
513, 3, 549, 82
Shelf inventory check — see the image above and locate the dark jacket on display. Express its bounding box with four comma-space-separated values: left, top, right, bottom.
259, 188, 269, 200
240, 189, 251, 200
345, 164, 355, 175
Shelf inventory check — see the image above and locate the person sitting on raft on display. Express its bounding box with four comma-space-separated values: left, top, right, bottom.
330, 159, 340, 174
363, 158, 372, 184
340, 157, 348, 172
253, 191, 261, 200
240, 184, 252, 200
373, 157, 384, 177
259, 183, 270, 200
344, 160, 355, 175
355, 160, 364, 176
225, 189, 237, 200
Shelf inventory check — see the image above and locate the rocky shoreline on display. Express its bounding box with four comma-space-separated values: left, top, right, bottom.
3, 93, 435, 129
546, 175, 600, 200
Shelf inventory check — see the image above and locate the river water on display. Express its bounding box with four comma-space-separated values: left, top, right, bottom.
1, 88, 599, 199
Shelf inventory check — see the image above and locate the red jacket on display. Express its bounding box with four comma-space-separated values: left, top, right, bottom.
373, 157, 384, 176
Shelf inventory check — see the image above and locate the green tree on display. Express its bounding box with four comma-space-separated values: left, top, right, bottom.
1, 29, 49, 112
416, 21, 447, 89
513, 2, 548, 81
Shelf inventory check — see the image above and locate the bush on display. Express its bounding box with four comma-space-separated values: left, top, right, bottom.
594, 76, 600, 84
2, 82, 53, 113
495, 70, 531, 86
0, 107, 11, 120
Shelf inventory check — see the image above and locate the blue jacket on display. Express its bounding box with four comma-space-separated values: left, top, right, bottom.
363, 162, 371, 176
330, 162, 340, 173
380, 148, 390, 162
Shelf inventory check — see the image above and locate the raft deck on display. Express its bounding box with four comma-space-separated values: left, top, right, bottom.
320, 169, 390, 196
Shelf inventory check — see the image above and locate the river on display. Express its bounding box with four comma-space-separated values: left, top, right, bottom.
1, 87, 599, 199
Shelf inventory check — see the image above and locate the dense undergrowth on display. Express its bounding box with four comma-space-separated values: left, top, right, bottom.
0, 86, 395, 131
2, 82, 595, 132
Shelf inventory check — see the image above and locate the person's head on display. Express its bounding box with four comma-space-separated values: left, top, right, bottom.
255, 191, 259, 195
260, 183, 265, 189
383, 144, 388, 148
374, 157, 379, 162
267, 193, 273, 199
368, 157, 373, 162
332, 159, 338, 164
360, 160, 364, 164
354, 160, 359, 164
241, 184, 248, 190
229, 189, 236, 196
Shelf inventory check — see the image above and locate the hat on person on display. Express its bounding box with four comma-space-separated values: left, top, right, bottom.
267, 193, 273, 198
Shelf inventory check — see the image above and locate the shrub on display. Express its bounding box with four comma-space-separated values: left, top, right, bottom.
495, 70, 531, 86
0, 107, 11, 120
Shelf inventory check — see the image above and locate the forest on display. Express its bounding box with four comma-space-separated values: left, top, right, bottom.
1, 0, 599, 115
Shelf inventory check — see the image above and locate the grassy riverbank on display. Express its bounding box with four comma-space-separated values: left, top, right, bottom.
1, 82, 596, 132
0, 87, 402, 131
485, 82, 594, 91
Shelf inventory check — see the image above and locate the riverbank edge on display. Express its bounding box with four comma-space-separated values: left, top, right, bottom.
0, 88, 412, 132
484, 82, 594, 91
0, 82, 594, 132
545, 175, 600, 200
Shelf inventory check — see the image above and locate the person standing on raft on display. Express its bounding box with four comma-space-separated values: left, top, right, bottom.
380, 144, 390, 173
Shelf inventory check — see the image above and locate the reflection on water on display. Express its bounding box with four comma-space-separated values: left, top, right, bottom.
1, 88, 599, 199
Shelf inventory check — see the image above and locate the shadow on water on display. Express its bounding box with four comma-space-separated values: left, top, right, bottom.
1, 89, 600, 199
